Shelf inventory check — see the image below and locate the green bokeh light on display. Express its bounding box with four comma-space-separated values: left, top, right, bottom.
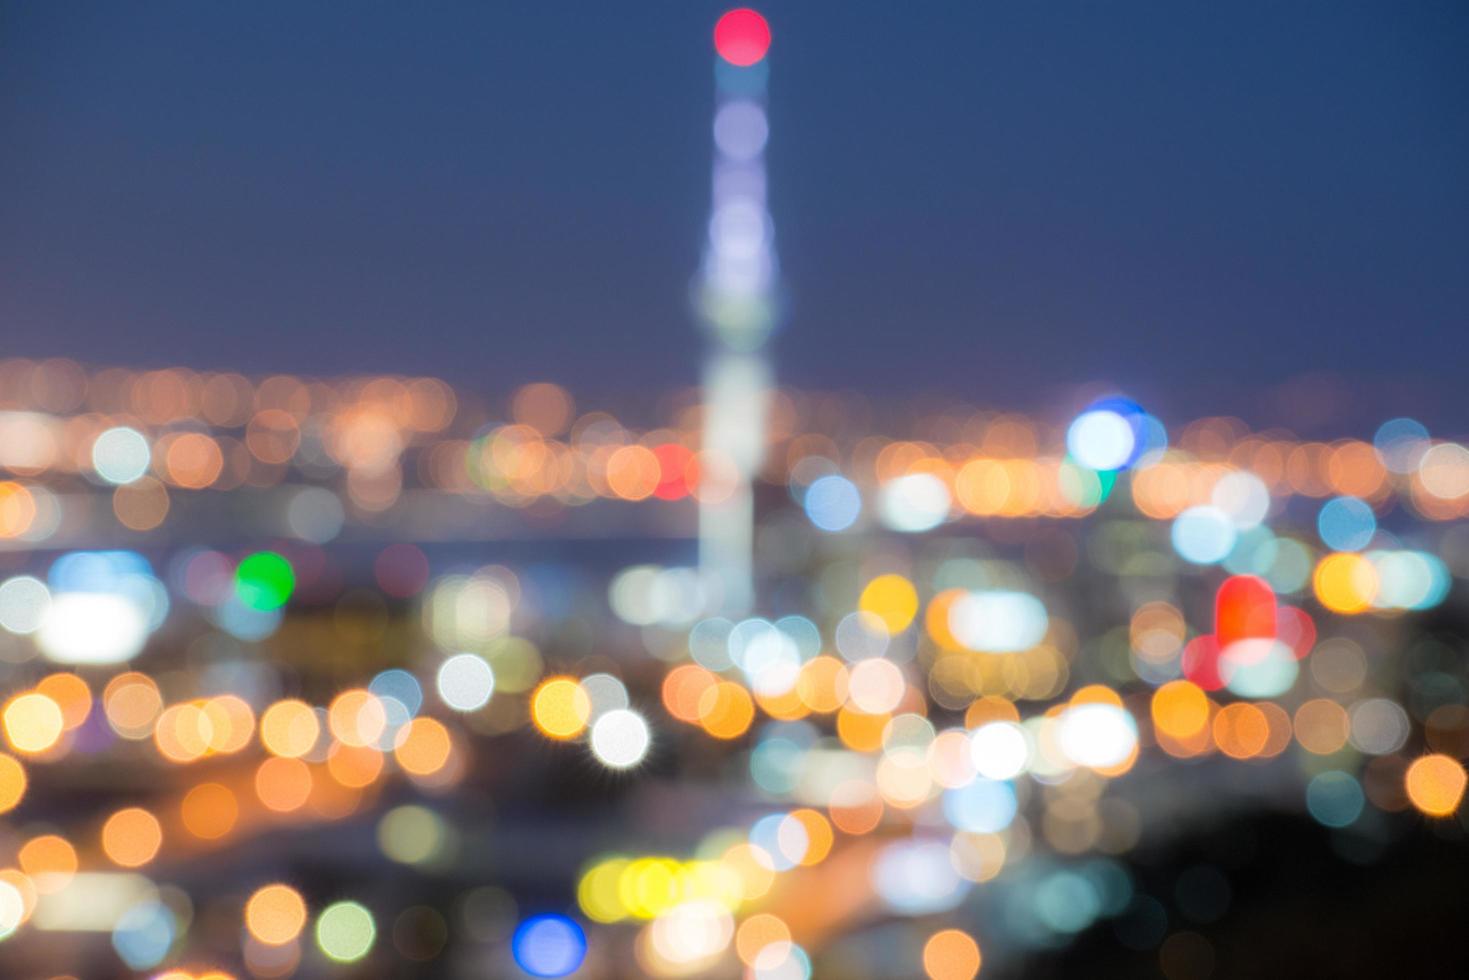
376, 804, 445, 866
315, 900, 375, 963
235, 551, 296, 611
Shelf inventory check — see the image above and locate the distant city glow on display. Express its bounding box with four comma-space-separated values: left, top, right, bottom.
0, 352, 1464, 976
0, 14, 1464, 972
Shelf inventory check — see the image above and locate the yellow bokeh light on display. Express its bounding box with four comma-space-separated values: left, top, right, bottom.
17, 834, 77, 894
617, 857, 683, 920
182, 782, 240, 840
327, 689, 386, 749
662, 665, 718, 724
101, 807, 162, 868
719, 843, 775, 904
1313, 553, 1378, 614
787, 808, 834, 866
0, 481, 36, 538
103, 673, 163, 739
1212, 702, 1269, 760
1069, 684, 1124, 708
755, 682, 809, 721
578, 856, 632, 923
923, 928, 982, 980
836, 707, 889, 753
531, 677, 592, 740
0, 753, 25, 814
1405, 753, 1467, 817
605, 445, 660, 500
393, 717, 452, 776
679, 859, 744, 910
735, 913, 790, 966
327, 743, 385, 788
859, 574, 919, 634
3, 692, 65, 755
155, 702, 214, 764
1151, 680, 1209, 741
964, 696, 1019, 729
829, 780, 883, 836
204, 694, 256, 754
259, 699, 320, 759
245, 883, 307, 946
697, 681, 754, 740
925, 589, 967, 651
796, 656, 849, 713
36, 673, 92, 731
256, 756, 314, 813
1293, 698, 1350, 755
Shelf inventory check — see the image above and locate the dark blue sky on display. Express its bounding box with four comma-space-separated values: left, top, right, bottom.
2, 2, 1465, 426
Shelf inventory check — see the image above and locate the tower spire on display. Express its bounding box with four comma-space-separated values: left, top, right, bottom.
698, 9, 776, 615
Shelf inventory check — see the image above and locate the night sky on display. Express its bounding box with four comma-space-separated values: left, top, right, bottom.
2, 2, 1466, 427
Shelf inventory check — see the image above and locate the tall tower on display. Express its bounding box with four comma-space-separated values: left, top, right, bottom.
698, 9, 777, 616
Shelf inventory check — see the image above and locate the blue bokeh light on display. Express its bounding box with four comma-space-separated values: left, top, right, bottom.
1306, 770, 1364, 828
803, 474, 861, 532
512, 914, 587, 978
1317, 496, 1375, 552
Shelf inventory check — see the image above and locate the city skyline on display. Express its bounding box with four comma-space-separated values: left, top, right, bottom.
2, 2, 1465, 430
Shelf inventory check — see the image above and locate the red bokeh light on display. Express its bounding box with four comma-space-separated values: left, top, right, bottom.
374, 542, 430, 598
652, 443, 695, 500
1215, 574, 1276, 649
714, 9, 771, 67
1276, 604, 1318, 660
1181, 634, 1225, 691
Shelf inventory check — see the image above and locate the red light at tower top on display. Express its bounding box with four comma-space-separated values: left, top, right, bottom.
714, 9, 770, 67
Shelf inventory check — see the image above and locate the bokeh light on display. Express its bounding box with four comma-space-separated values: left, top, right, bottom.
316, 901, 376, 963
246, 884, 308, 946
512, 914, 587, 978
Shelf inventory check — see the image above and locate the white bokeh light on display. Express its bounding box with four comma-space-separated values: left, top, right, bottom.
947, 590, 1049, 653
590, 708, 651, 769
846, 658, 905, 714
0, 879, 24, 940
91, 426, 152, 485
1066, 410, 1135, 471
0, 575, 51, 635
37, 593, 149, 664
969, 721, 1030, 780
1057, 703, 1138, 769
436, 653, 495, 712
878, 474, 950, 533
